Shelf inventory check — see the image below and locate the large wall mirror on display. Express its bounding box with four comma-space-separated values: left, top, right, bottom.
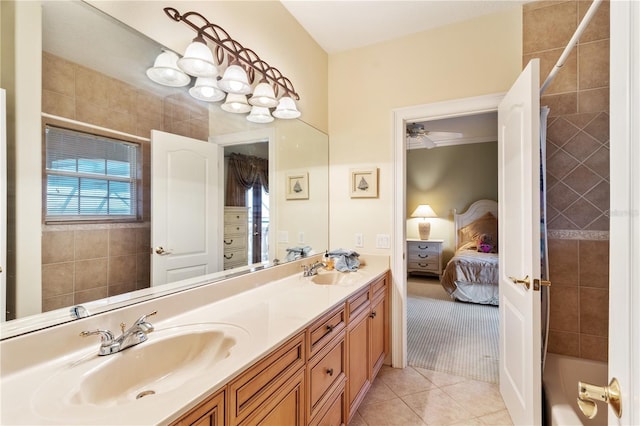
0, 1, 328, 337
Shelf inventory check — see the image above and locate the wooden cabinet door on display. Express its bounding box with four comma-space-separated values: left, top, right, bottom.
170, 390, 225, 426
370, 294, 387, 379
347, 312, 370, 417
240, 369, 305, 426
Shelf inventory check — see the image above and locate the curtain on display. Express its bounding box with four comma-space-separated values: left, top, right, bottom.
225, 153, 268, 206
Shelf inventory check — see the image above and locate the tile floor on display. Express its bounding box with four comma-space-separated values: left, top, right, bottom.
351, 366, 513, 425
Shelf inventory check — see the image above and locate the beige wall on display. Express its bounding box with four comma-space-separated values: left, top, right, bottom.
89, 1, 329, 134
406, 142, 498, 263
524, 0, 610, 362
328, 8, 522, 253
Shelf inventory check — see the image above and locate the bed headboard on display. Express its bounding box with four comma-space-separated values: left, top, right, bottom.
454, 199, 498, 249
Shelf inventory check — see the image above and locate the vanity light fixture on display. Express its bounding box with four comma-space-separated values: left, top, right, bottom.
153, 7, 301, 121
177, 35, 218, 77
146, 50, 191, 87
249, 79, 278, 108
221, 93, 252, 114
189, 77, 226, 102
247, 106, 274, 123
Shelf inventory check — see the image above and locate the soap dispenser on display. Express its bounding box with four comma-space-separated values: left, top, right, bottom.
324, 250, 334, 270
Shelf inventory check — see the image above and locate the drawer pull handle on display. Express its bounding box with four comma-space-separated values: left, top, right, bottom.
326, 368, 334, 376
418, 254, 429, 258
369, 312, 377, 318
418, 245, 429, 249
418, 263, 428, 267
224, 253, 234, 259
224, 239, 233, 245
326, 324, 334, 333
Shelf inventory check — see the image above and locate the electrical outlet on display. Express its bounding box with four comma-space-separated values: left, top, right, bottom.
354, 233, 364, 247
376, 234, 390, 249
298, 231, 305, 243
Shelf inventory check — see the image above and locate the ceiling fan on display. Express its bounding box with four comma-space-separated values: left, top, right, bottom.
406, 123, 463, 149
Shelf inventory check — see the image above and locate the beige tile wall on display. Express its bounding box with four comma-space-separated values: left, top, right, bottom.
41, 226, 151, 311
523, 0, 609, 361
41, 52, 210, 310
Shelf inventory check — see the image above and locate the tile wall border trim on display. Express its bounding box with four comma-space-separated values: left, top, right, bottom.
547, 229, 609, 240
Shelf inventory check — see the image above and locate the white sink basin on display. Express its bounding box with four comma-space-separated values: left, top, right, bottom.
33, 323, 248, 414
311, 271, 352, 285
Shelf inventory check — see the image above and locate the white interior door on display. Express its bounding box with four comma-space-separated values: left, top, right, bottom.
151, 130, 220, 286
498, 59, 542, 425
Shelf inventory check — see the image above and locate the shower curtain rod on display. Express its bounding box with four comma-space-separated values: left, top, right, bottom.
540, 0, 603, 95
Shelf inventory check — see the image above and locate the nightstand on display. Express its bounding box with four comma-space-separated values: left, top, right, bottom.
407, 239, 444, 278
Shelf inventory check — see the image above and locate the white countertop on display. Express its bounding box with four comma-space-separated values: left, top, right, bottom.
0, 255, 389, 425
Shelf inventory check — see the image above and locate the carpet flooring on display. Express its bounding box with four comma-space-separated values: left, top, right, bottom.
407, 277, 500, 383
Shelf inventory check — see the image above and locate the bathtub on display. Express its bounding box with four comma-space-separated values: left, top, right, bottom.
543, 353, 608, 426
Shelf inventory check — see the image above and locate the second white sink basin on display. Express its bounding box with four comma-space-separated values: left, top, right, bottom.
311, 271, 356, 285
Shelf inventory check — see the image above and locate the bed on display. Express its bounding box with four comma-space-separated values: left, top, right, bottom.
441, 199, 499, 305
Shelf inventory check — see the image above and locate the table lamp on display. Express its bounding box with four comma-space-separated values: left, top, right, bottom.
410, 204, 437, 240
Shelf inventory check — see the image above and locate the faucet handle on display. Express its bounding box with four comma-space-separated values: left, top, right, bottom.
135, 310, 157, 325
80, 329, 115, 343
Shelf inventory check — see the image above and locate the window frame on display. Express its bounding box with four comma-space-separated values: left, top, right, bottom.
42, 118, 144, 224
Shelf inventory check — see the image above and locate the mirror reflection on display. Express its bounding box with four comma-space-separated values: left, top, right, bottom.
0, 0, 328, 337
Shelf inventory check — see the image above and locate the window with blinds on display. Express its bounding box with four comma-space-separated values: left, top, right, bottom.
45, 125, 139, 222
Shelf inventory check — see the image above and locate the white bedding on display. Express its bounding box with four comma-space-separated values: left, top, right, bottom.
441, 249, 499, 305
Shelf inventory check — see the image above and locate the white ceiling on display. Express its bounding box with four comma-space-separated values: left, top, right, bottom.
280, 0, 529, 54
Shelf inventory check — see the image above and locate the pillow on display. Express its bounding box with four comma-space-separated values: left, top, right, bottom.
459, 212, 498, 250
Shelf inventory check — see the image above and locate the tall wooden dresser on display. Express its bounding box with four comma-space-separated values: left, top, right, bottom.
223, 206, 248, 270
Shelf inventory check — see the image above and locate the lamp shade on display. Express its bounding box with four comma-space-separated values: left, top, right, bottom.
246, 106, 274, 123
410, 204, 437, 218
177, 37, 217, 78
146, 50, 191, 87
221, 93, 251, 113
249, 81, 278, 108
272, 96, 301, 119
189, 77, 225, 102
218, 64, 252, 94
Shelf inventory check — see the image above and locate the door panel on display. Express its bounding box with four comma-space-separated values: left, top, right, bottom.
498, 59, 541, 425
151, 130, 220, 286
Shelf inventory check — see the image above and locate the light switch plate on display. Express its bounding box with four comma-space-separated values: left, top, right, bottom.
298, 231, 305, 244
376, 234, 390, 249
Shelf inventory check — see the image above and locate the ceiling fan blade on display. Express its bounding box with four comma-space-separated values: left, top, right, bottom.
406, 134, 436, 150
426, 131, 463, 140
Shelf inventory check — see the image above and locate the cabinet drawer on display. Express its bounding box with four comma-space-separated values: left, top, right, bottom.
408, 251, 439, 262
409, 241, 440, 253
408, 261, 438, 272
347, 287, 370, 321
308, 304, 346, 358
223, 236, 247, 251
224, 223, 247, 235
308, 333, 346, 419
228, 332, 305, 425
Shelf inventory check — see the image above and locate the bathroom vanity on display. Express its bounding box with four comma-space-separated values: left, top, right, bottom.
0, 255, 389, 425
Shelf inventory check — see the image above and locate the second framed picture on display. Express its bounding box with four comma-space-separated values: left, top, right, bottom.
350, 167, 378, 198
285, 172, 309, 200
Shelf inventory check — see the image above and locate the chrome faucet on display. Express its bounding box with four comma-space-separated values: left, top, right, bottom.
302, 261, 326, 277
80, 311, 157, 356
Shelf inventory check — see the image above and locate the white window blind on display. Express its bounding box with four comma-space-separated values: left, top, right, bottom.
45, 125, 139, 221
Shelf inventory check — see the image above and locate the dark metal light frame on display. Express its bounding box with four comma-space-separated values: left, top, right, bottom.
164, 7, 300, 100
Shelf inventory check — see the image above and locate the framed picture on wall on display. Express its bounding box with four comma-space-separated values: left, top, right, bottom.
350, 167, 378, 198
285, 172, 309, 200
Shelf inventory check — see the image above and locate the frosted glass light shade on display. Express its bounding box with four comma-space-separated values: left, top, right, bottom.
246, 106, 274, 123
189, 77, 225, 102
272, 96, 301, 119
221, 93, 251, 113
249, 81, 278, 108
177, 38, 217, 77
218, 64, 251, 94
146, 50, 191, 87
